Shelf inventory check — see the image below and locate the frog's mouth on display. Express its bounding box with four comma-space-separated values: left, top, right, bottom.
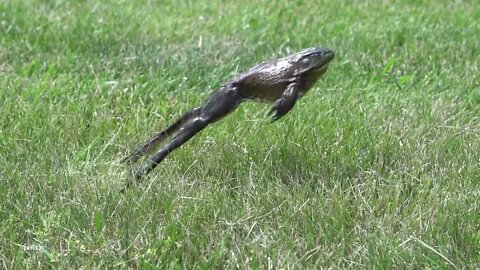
313, 50, 335, 71
313, 64, 329, 77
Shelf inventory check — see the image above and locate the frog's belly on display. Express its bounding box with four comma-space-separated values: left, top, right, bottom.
241, 83, 286, 103
242, 84, 313, 103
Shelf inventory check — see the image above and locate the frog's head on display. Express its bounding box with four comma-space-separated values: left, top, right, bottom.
290, 47, 335, 76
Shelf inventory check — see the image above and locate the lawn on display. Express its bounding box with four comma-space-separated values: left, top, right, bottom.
1, 0, 479, 268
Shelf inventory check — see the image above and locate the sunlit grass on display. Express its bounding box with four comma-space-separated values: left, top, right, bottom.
1, 0, 479, 268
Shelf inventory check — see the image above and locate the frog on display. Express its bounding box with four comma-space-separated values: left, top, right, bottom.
123, 47, 335, 184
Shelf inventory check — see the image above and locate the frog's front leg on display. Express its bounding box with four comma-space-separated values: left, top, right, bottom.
268, 82, 300, 122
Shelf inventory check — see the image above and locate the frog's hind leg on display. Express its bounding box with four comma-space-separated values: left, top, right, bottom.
132, 85, 242, 183
133, 113, 211, 180
122, 107, 202, 164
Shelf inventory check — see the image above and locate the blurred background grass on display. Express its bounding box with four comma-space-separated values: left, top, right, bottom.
1, 0, 479, 268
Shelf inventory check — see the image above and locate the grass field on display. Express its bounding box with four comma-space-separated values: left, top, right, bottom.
1, 0, 479, 268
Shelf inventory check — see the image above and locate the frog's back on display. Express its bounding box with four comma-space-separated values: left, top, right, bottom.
234, 59, 294, 102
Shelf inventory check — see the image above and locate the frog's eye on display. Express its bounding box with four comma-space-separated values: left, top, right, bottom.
300, 57, 313, 69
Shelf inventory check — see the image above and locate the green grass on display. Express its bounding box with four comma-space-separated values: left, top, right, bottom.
1, 0, 479, 268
